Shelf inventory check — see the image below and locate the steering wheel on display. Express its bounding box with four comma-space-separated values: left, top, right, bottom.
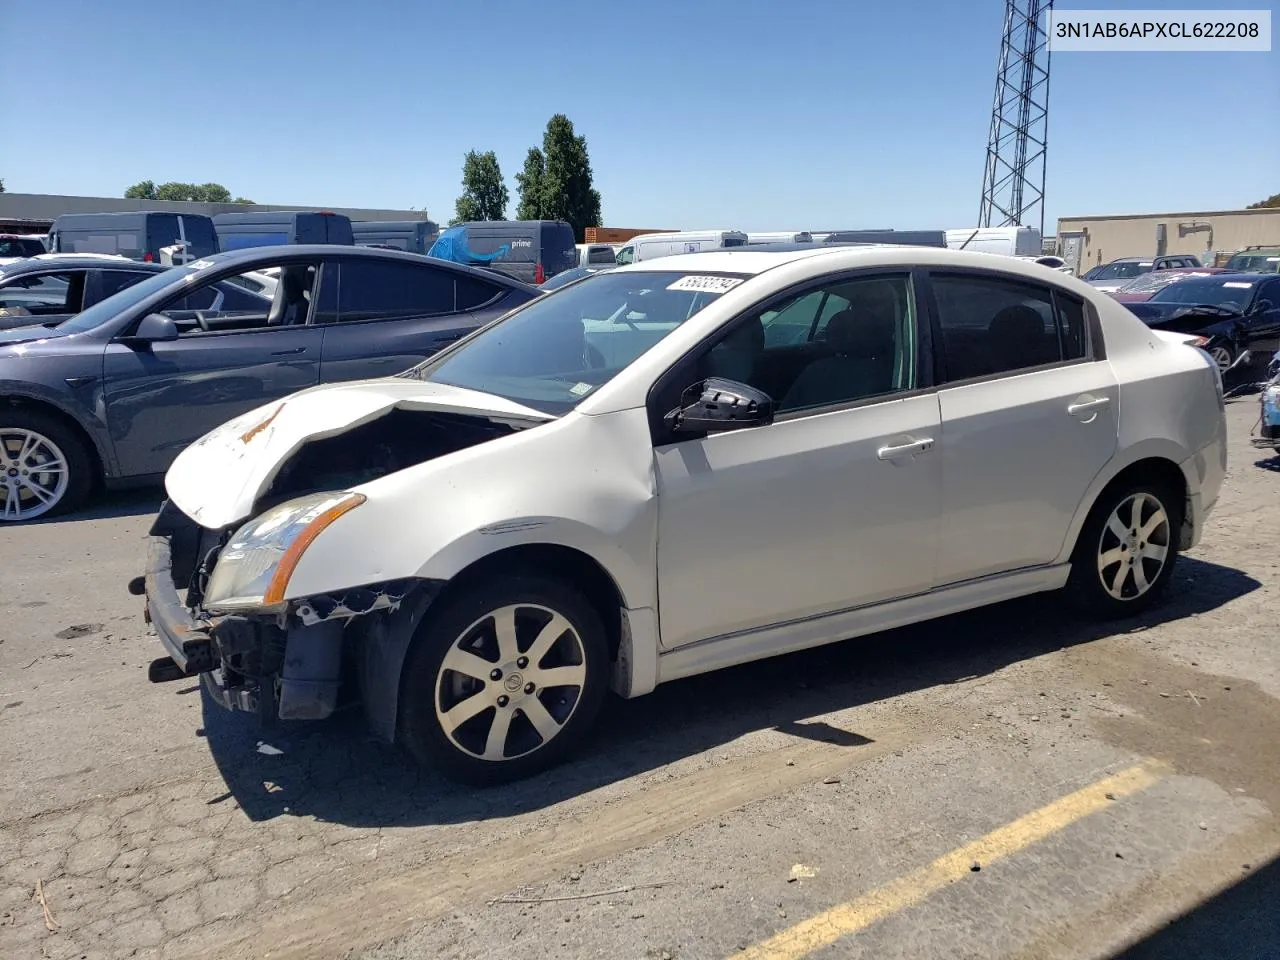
194, 311, 212, 333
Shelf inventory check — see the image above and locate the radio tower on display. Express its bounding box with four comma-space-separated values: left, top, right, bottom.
978, 0, 1053, 234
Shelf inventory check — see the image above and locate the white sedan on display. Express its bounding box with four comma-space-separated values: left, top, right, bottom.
142, 246, 1227, 784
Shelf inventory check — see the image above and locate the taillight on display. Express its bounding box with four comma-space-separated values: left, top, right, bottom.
143, 252, 154, 262
535, 263, 546, 284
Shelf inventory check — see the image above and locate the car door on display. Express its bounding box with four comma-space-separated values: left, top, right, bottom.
925, 270, 1119, 585
316, 257, 490, 383
102, 261, 323, 477
1241, 278, 1280, 353
652, 271, 942, 649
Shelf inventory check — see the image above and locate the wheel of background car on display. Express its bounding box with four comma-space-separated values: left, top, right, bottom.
1066, 480, 1180, 618
1206, 342, 1234, 372
399, 575, 609, 785
0, 409, 94, 522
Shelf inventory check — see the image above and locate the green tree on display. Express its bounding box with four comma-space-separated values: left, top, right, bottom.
450, 150, 508, 224
536, 114, 601, 241
124, 180, 157, 199
515, 148, 546, 220
0, 178, 5, 193
232, 197, 255, 204
1247, 192, 1280, 209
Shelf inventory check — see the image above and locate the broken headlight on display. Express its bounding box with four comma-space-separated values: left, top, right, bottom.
203, 492, 365, 611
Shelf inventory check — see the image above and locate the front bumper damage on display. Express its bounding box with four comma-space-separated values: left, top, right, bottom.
140, 501, 441, 738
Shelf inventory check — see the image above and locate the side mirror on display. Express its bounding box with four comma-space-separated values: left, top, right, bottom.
133, 313, 179, 343
664, 377, 775, 435
1252, 299, 1274, 315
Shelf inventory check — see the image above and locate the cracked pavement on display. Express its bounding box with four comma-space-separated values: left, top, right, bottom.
2, 397, 1278, 960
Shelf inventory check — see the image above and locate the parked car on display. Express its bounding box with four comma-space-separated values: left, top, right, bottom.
1123, 272, 1280, 371
141, 245, 1225, 784
613, 230, 748, 264
537, 264, 611, 292
575, 243, 619, 268
1253, 350, 1280, 455
351, 220, 440, 255
1110, 267, 1229, 303
0, 234, 50, 266
212, 211, 355, 251
1224, 246, 1280, 274
429, 220, 578, 285
0, 245, 536, 522
1082, 255, 1202, 292
0, 255, 167, 331
48, 212, 218, 263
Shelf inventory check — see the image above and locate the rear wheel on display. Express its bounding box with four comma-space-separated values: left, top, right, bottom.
1067, 480, 1180, 618
399, 575, 609, 785
0, 410, 94, 522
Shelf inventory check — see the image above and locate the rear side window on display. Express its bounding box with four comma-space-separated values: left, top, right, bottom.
722, 236, 746, 247
98, 270, 155, 300
455, 273, 503, 310
337, 260, 456, 322
0, 237, 46, 258
930, 273, 1084, 382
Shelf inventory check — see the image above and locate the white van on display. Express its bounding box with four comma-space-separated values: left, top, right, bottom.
575, 243, 619, 268
746, 231, 813, 245
945, 226, 1043, 257
615, 230, 748, 264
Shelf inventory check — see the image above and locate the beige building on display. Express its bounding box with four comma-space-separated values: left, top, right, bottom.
1055, 206, 1280, 273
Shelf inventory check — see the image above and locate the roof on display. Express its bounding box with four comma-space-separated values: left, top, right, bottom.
0, 255, 166, 276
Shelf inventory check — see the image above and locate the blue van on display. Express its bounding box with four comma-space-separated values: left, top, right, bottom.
428, 220, 576, 285
212, 211, 355, 251
351, 220, 440, 255
49, 212, 217, 262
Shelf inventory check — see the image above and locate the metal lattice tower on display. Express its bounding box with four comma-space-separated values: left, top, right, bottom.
978, 0, 1052, 233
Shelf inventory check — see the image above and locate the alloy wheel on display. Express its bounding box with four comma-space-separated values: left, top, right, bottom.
1096, 492, 1170, 601
1207, 345, 1233, 372
0, 428, 70, 521
434, 603, 588, 762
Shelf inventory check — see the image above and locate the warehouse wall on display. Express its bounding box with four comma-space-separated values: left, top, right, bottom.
1056, 208, 1280, 269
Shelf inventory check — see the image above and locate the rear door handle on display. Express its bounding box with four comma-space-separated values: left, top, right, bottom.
876, 437, 934, 460
270, 347, 307, 356
1067, 396, 1111, 418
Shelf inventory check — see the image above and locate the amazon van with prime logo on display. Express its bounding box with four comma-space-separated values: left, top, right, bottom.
427, 220, 576, 285
613, 230, 748, 265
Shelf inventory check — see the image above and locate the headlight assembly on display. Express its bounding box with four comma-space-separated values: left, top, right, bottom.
203, 492, 365, 611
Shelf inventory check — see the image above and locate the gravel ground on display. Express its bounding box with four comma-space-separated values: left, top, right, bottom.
1, 397, 1277, 960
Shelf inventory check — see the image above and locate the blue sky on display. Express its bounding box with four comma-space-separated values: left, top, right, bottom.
3, 0, 1276, 233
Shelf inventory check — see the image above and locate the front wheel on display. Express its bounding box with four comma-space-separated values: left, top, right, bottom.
0, 411, 94, 522
1205, 341, 1235, 373
1067, 481, 1181, 618
399, 575, 609, 785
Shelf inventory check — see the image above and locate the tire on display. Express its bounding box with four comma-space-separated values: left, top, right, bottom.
0, 409, 94, 522
1066, 479, 1181, 619
399, 574, 610, 785
1206, 341, 1234, 373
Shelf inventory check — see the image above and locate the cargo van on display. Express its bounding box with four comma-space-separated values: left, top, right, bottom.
428, 220, 576, 284
614, 230, 748, 264
576, 243, 619, 267
212, 211, 354, 251
824, 229, 948, 248
945, 226, 1043, 257
49, 212, 217, 263
746, 231, 813, 245
351, 219, 440, 255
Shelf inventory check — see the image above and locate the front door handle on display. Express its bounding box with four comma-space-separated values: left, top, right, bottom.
1067, 396, 1111, 420
270, 347, 307, 356
876, 437, 934, 460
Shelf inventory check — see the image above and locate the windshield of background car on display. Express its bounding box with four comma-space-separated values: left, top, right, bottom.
414, 269, 747, 414
1117, 270, 1207, 294
1092, 261, 1151, 280
0, 238, 46, 258
54, 265, 193, 333
1225, 253, 1280, 273
1148, 277, 1256, 310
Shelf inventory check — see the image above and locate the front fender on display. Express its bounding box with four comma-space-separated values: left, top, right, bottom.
0, 379, 118, 477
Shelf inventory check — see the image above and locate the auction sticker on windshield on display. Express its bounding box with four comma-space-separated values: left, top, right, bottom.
1224, 281, 1255, 289
666, 276, 744, 293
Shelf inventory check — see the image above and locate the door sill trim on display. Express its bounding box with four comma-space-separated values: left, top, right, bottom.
656, 564, 1070, 685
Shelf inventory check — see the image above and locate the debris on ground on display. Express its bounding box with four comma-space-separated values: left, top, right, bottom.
789, 864, 817, 881
822, 776, 841, 785
33, 878, 56, 932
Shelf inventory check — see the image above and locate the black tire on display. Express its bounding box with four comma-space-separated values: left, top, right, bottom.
1066, 479, 1181, 619
399, 574, 610, 786
0, 408, 95, 522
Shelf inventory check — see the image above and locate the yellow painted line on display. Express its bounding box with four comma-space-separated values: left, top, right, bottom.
734, 760, 1168, 960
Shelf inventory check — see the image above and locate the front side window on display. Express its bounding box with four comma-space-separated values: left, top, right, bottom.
0, 237, 46, 259
163, 264, 310, 336
414, 269, 743, 414
931, 273, 1082, 381
702, 274, 918, 413
615, 246, 635, 265
335, 260, 456, 322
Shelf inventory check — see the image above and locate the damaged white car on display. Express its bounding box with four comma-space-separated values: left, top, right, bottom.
140, 246, 1227, 784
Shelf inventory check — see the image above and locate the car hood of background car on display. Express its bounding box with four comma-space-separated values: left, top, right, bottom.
164, 377, 555, 529
0, 323, 72, 346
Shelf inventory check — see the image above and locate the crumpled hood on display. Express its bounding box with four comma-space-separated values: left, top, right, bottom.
165, 377, 553, 529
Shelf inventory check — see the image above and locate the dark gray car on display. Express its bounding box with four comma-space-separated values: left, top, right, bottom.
0, 256, 166, 331
0, 245, 535, 522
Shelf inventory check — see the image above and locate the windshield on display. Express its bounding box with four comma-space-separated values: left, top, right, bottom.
1090, 261, 1152, 281
1117, 270, 1204, 295
1225, 253, 1280, 273
0, 238, 46, 259
55, 266, 192, 333
411, 269, 746, 414
1149, 277, 1256, 309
